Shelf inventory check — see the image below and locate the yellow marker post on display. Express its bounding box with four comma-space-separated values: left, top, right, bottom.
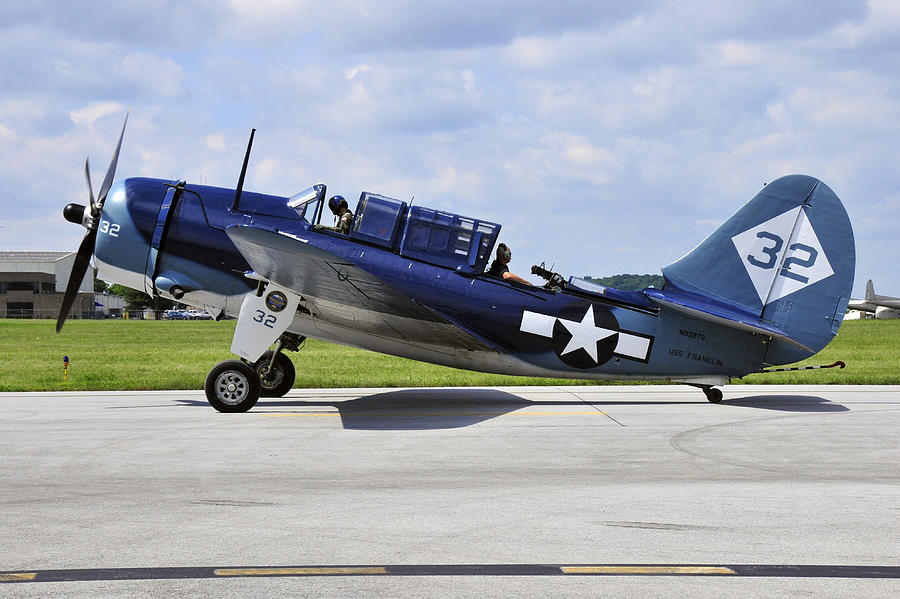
63, 355, 69, 382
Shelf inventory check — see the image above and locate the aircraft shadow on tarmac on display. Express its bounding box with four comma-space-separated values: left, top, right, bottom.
310, 389, 530, 430
721, 395, 848, 412
178, 389, 550, 430
173, 388, 848, 429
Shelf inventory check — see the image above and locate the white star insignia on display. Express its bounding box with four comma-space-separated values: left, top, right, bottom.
519, 306, 651, 363
557, 305, 617, 362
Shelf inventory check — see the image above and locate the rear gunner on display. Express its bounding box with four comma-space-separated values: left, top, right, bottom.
487, 242, 532, 285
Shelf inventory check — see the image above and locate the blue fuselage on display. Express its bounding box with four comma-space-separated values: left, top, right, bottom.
95, 177, 768, 384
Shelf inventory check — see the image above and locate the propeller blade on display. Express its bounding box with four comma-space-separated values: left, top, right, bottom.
56, 228, 97, 333
85, 157, 96, 213
58, 111, 129, 332
95, 112, 129, 213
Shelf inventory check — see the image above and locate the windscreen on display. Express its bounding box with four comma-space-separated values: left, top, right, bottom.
287, 183, 326, 224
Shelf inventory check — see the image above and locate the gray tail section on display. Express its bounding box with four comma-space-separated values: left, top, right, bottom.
662, 175, 855, 365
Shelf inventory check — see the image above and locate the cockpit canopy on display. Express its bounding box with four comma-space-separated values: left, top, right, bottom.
287, 184, 501, 272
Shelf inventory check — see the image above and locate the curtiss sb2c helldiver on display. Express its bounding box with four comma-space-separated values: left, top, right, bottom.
57, 115, 855, 412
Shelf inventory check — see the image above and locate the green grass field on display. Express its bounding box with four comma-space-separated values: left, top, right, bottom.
0, 319, 897, 392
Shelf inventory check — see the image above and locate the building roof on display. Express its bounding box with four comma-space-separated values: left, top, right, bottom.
0, 251, 74, 263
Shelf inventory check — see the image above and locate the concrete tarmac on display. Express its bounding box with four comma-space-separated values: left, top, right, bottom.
1, 385, 898, 597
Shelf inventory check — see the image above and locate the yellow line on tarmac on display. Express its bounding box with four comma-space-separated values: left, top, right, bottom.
0, 573, 37, 582
260, 412, 340, 418
214, 567, 388, 576
260, 411, 604, 418
561, 566, 736, 575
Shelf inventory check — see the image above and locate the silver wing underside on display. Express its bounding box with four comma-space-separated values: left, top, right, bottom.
226, 225, 500, 353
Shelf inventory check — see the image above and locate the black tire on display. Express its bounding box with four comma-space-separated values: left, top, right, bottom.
253, 351, 296, 398
204, 360, 260, 412
705, 387, 723, 403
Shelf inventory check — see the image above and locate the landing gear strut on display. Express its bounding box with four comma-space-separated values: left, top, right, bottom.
204, 333, 306, 412
252, 333, 305, 398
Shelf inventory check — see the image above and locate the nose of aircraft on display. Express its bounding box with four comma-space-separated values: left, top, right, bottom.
63, 203, 89, 227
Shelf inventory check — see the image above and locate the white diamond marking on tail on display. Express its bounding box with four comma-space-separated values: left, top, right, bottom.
731, 207, 834, 306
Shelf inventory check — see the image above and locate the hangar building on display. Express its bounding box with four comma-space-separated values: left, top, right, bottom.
0, 251, 123, 319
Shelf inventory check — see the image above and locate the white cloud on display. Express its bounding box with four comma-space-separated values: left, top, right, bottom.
544, 132, 618, 185
431, 164, 482, 193
504, 36, 566, 68
69, 102, 126, 126
118, 53, 186, 98
225, 0, 309, 26
203, 134, 227, 152
828, 0, 900, 47
345, 64, 372, 80
461, 70, 476, 95
0, 100, 48, 123
714, 40, 765, 66
786, 85, 899, 130
0, 123, 16, 142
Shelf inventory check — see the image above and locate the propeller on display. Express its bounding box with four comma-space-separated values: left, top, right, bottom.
56, 113, 128, 333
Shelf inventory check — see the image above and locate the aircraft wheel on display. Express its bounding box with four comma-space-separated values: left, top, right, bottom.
705, 387, 723, 403
254, 351, 296, 398
205, 360, 260, 412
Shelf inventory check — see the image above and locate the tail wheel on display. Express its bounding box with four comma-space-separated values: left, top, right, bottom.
704, 387, 723, 403
254, 351, 296, 398
205, 360, 260, 412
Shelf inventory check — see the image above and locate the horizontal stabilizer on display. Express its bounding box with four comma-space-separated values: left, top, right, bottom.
643, 288, 813, 353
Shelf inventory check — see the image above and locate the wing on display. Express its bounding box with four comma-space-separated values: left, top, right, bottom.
225, 225, 500, 352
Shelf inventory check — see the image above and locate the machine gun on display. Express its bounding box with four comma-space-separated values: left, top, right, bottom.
530, 262, 567, 291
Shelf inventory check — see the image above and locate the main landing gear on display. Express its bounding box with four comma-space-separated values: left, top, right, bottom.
204, 333, 305, 413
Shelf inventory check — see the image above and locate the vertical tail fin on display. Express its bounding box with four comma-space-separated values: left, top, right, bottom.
661, 175, 855, 364
865, 279, 875, 301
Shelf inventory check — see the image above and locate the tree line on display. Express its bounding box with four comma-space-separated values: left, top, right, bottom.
582, 274, 664, 291
95, 278, 175, 311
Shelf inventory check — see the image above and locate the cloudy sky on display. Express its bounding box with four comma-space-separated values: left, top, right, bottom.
1, 0, 897, 297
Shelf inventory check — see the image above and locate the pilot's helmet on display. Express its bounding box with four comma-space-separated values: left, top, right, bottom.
328, 195, 347, 215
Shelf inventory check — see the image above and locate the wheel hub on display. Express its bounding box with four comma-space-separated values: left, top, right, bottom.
257, 364, 283, 390
214, 371, 249, 405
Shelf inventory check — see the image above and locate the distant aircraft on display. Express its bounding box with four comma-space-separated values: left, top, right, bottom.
56, 116, 855, 411
847, 280, 900, 312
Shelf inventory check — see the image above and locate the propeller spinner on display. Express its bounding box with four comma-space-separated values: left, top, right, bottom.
56, 113, 128, 332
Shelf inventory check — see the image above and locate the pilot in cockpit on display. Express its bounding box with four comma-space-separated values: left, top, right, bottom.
487, 243, 532, 285
313, 195, 354, 234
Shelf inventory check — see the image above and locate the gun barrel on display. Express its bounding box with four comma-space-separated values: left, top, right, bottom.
531, 264, 553, 279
